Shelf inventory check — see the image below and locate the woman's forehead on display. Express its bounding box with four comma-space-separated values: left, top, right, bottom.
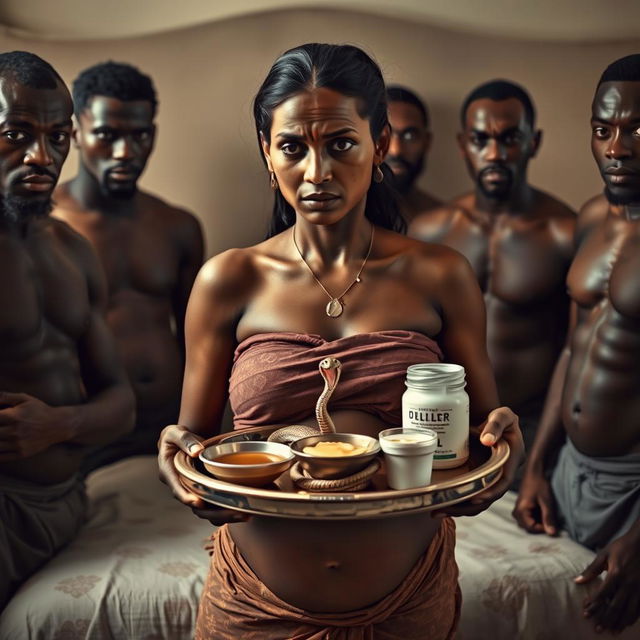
271, 88, 366, 132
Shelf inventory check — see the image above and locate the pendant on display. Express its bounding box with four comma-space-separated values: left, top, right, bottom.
326, 298, 344, 318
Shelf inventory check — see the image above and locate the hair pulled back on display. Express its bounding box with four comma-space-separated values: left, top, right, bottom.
253, 43, 403, 237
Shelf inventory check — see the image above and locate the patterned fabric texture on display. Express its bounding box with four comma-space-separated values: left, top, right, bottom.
195, 519, 459, 639
0, 456, 639, 639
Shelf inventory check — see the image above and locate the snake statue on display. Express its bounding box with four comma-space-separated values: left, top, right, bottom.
268, 357, 380, 492
268, 357, 341, 444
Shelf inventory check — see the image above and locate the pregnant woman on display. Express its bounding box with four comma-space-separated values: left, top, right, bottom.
158, 43, 524, 639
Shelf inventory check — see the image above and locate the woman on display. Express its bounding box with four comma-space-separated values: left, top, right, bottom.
159, 43, 523, 639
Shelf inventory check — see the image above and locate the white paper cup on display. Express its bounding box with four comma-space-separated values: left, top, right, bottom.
379, 428, 438, 490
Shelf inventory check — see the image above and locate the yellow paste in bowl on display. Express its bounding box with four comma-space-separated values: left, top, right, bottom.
302, 441, 369, 457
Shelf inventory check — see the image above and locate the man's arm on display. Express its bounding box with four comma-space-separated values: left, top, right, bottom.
172, 212, 205, 354
56, 231, 135, 446
0, 232, 134, 459
512, 303, 576, 534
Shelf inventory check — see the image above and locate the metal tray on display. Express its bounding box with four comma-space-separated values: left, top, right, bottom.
175, 426, 510, 520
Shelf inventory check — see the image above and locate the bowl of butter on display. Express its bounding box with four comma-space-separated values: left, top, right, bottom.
289, 433, 380, 480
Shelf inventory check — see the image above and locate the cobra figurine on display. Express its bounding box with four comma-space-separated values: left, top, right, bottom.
268, 357, 341, 444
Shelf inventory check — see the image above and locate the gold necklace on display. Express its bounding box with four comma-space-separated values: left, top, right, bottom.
292, 224, 375, 318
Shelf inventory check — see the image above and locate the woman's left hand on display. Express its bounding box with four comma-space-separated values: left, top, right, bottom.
432, 406, 524, 518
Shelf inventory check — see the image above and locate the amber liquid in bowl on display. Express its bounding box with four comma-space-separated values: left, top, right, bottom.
214, 452, 285, 465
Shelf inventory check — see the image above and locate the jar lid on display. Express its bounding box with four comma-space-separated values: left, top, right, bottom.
405, 363, 465, 389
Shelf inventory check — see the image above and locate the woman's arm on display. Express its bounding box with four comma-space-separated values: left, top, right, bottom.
158, 248, 258, 510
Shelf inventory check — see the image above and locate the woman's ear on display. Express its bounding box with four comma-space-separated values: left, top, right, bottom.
260, 131, 274, 172
374, 123, 391, 165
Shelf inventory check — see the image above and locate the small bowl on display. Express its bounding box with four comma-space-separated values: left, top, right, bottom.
199, 441, 294, 487
290, 433, 381, 480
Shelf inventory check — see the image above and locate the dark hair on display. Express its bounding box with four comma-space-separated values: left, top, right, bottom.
598, 54, 640, 86
386, 85, 430, 128
253, 43, 404, 237
460, 79, 536, 129
72, 61, 157, 118
0, 51, 63, 90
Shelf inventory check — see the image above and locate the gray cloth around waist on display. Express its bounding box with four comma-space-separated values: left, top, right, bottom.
0, 473, 87, 610
551, 439, 640, 550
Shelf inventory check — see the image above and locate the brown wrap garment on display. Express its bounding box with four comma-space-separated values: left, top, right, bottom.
195, 518, 460, 640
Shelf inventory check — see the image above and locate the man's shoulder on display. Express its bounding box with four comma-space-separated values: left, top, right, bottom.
533, 188, 577, 221
139, 191, 198, 224
51, 182, 82, 219
409, 200, 471, 240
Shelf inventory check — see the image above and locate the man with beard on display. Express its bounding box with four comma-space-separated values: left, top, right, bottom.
53, 62, 204, 472
0, 51, 134, 609
513, 54, 640, 635
410, 80, 576, 460
385, 86, 441, 223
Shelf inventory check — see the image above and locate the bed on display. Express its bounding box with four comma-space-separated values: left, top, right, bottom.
1, 455, 638, 639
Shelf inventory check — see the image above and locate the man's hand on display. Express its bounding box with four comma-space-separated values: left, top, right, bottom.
575, 526, 640, 634
158, 424, 249, 525
433, 406, 524, 518
512, 469, 559, 536
0, 392, 64, 461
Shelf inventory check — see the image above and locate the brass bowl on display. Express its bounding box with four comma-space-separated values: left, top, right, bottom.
290, 433, 381, 480
199, 441, 294, 487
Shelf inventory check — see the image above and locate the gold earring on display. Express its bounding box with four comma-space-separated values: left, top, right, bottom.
373, 165, 384, 183
270, 172, 278, 190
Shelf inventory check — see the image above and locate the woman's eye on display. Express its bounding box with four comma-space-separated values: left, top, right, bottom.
332, 138, 354, 152
281, 142, 301, 155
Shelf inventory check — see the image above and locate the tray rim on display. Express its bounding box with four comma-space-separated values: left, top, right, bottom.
174, 426, 510, 518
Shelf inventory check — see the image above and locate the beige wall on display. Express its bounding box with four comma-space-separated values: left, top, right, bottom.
1, 8, 638, 256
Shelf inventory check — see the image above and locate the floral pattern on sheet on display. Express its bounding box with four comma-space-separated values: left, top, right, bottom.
52, 619, 90, 639
54, 575, 101, 598
481, 575, 529, 620
528, 541, 562, 554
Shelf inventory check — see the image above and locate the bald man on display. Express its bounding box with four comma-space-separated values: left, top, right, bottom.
514, 54, 640, 635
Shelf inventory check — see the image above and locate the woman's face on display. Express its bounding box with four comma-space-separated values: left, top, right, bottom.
262, 87, 388, 226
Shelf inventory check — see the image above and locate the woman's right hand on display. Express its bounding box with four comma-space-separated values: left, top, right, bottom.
157, 424, 248, 525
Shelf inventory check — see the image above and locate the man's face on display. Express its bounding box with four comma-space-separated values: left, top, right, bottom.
386, 100, 429, 194
459, 97, 539, 201
75, 95, 155, 199
0, 76, 72, 222
591, 81, 640, 206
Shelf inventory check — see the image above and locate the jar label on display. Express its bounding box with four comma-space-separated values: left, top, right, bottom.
402, 404, 469, 463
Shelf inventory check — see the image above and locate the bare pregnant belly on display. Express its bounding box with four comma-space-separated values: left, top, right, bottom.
230, 511, 441, 612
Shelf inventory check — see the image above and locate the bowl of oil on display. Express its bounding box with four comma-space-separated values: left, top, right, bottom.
199, 441, 294, 487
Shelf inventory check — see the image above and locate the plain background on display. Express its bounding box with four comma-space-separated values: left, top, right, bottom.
1, 7, 638, 256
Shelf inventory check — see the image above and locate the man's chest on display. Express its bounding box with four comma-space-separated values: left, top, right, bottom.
0, 239, 90, 349
77, 218, 180, 297
443, 219, 570, 303
569, 224, 640, 319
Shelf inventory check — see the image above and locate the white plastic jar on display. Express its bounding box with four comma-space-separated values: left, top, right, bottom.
402, 363, 469, 469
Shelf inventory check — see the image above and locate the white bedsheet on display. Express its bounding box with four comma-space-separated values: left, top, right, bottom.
0, 456, 638, 639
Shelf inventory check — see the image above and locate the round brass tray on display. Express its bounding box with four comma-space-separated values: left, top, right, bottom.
175, 426, 510, 520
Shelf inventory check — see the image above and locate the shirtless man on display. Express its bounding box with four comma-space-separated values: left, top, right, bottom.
53, 62, 204, 471
0, 51, 134, 609
513, 54, 640, 635
410, 80, 576, 454
385, 86, 441, 223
